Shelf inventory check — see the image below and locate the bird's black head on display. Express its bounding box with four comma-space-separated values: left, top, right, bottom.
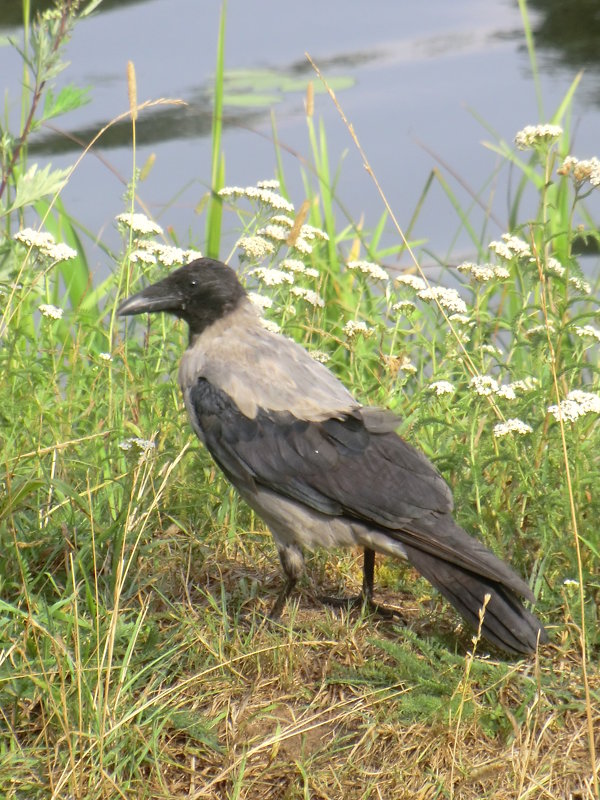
117, 258, 247, 337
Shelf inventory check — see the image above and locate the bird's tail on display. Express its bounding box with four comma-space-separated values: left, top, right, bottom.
402, 542, 547, 654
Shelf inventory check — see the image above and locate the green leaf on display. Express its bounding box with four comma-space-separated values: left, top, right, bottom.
42, 84, 90, 122
5, 163, 71, 215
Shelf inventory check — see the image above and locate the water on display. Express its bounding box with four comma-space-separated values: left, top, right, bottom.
1, 0, 599, 279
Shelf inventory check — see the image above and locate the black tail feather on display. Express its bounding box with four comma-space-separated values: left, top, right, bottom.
403, 544, 547, 654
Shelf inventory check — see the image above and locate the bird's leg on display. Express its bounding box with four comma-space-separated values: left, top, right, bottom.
362, 547, 375, 602
268, 576, 297, 619
317, 548, 374, 609
268, 543, 304, 619
319, 548, 403, 620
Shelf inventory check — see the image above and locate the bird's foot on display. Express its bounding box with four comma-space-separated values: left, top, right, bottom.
267, 577, 297, 620
317, 592, 403, 621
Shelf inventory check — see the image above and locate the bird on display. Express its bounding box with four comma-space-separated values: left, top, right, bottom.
117, 257, 548, 655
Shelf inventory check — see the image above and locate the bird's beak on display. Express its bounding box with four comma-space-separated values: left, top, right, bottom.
117, 278, 182, 318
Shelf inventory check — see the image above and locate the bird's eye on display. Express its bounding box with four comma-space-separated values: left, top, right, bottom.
190, 280, 197, 287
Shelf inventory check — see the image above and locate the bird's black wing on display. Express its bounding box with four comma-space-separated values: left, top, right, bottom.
190, 377, 451, 520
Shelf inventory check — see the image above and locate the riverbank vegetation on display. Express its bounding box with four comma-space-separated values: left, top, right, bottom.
0, 1, 598, 797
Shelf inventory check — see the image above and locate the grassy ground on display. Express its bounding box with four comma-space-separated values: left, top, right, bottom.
1, 2, 599, 798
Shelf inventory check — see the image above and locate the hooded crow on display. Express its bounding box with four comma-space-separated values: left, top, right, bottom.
118, 257, 547, 654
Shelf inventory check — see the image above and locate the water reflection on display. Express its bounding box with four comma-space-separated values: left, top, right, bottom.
0, 0, 146, 29
527, 0, 600, 77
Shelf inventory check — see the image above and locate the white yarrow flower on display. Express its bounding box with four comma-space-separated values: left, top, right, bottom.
129, 248, 157, 265
98, 352, 113, 362
116, 213, 163, 236
448, 313, 474, 326
309, 350, 331, 363
256, 179, 281, 190
248, 267, 294, 286
574, 325, 600, 343
430, 380, 455, 396
569, 275, 591, 295
508, 377, 539, 393
133, 240, 200, 267
299, 224, 329, 242
547, 390, 600, 422
257, 224, 290, 242
39, 303, 63, 320
290, 286, 324, 307
343, 320, 376, 339
458, 262, 510, 282
119, 437, 156, 452
515, 124, 563, 150
489, 234, 531, 261
495, 384, 517, 401
238, 236, 275, 262
248, 292, 273, 311
219, 183, 294, 212
347, 260, 389, 282
493, 419, 533, 438
559, 156, 600, 187
15, 228, 77, 262
470, 375, 499, 396
417, 286, 467, 314
269, 215, 294, 228
244, 187, 295, 213
392, 300, 417, 314
280, 258, 307, 274
544, 257, 565, 278
291, 237, 313, 255
395, 274, 427, 291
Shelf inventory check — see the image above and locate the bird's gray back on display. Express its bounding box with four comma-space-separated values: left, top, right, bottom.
178, 300, 359, 421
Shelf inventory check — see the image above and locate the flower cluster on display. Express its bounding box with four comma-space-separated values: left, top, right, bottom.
429, 380, 455, 396
488, 234, 531, 261
395, 273, 426, 292
470, 375, 537, 400
514, 124, 563, 150
248, 292, 273, 311
470, 375, 500, 397
548, 390, 600, 422
493, 419, 533, 438
39, 303, 64, 320
558, 156, 600, 188
299, 224, 329, 242
248, 267, 294, 286
290, 286, 324, 307
538, 257, 591, 294
309, 350, 330, 363
457, 262, 510, 282
574, 325, 600, 343
219, 183, 294, 213
280, 258, 308, 274
116, 213, 163, 236
346, 260, 389, 282
238, 236, 275, 262
417, 286, 468, 315
15, 228, 77, 262
119, 436, 156, 464
343, 320, 376, 340
131, 239, 202, 267
392, 300, 416, 315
